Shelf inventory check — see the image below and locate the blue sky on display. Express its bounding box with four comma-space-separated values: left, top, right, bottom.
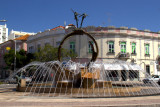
0, 0, 160, 33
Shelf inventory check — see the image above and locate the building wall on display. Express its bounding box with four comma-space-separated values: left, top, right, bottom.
0, 24, 8, 43
27, 26, 160, 78
8, 30, 35, 40
87, 28, 160, 77
0, 40, 14, 79
27, 28, 66, 53
0, 40, 28, 79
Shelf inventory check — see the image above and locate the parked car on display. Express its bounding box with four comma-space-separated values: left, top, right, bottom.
5, 78, 17, 84
5, 76, 32, 84
25, 77, 32, 83
143, 75, 160, 84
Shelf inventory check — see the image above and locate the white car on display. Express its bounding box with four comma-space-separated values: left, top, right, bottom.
143, 75, 160, 84
25, 77, 32, 83
151, 75, 160, 83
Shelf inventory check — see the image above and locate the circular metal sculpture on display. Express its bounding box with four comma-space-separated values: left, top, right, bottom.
58, 29, 99, 66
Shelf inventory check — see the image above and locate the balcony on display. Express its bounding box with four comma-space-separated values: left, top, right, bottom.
117, 52, 130, 60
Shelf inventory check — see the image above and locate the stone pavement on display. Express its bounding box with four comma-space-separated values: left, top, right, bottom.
0, 87, 160, 106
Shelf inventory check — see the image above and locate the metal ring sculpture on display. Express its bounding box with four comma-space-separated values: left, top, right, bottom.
58, 29, 99, 66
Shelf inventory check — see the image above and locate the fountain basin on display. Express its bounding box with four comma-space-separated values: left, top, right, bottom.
18, 86, 147, 97
57, 80, 73, 88
95, 80, 112, 88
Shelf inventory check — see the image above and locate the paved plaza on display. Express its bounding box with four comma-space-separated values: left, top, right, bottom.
0, 85, 160, 107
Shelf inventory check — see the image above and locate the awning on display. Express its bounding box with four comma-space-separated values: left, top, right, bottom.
104, 63, 143, 71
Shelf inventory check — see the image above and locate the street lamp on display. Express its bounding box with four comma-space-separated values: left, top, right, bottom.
0, 20, 7, 22
14, 40, 16, 72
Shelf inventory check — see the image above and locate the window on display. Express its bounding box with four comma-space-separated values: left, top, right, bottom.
120, 42, 126, 54
29, 47, 31, 53
108, 41, 114, 53
131, 43, 136, 54
29, 46, 34, 53
88, 41, 93, 53
145, 44, 149, 55
16, 45, 21, 51
37, 44, 41, 52
15, 35, 19, 38
158, 45, 160, 56
70, 42, 75, 52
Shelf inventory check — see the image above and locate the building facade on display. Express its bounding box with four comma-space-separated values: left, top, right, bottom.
27, 25, 160, 79
27, 25, 73, 53
0, 24, 8, 43
0, 34, 31, 79
8, 30, 35, 40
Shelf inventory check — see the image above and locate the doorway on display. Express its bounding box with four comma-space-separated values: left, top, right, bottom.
146, 65, 150, 75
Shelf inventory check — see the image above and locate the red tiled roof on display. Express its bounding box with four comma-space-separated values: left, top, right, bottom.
51, 26, 65, 30
68, 24, 75, 26
14, 34, 30, 40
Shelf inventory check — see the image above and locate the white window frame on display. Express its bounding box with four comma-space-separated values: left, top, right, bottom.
120, 42, 126, 54
108, 41, 114, 53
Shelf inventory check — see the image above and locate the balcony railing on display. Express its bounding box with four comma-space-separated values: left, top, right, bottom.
117, 52, 130, 59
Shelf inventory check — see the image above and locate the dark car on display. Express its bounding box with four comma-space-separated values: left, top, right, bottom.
158, 79, 160, 85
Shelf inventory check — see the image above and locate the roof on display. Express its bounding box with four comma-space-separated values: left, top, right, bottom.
51, 26, 65, 30
14, 34, 30, 40
14, 33, 27, 36
68, 24, 75, 26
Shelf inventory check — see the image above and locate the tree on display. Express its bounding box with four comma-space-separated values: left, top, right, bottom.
4, 49, 34, 69
34, 44, 77, 62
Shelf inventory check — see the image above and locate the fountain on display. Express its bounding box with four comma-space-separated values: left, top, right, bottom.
4, 11, 160, 98
12, 60, 160, 98
12, 28, 160, 98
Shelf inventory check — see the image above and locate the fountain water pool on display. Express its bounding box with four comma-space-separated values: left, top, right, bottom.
7, 60, 160, 98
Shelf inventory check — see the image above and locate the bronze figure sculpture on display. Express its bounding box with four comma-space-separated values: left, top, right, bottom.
79, 13, 88, 28
71, 9, 80, 28
58, 10, 98, 66
71, 9, 88, 28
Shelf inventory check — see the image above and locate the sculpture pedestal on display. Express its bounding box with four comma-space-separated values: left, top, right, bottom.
81, 68, 100, 88
21, 79, 26, 87
82, 78, 96, 88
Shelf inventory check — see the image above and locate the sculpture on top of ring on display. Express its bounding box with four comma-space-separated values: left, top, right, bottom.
58, 10, 99, 67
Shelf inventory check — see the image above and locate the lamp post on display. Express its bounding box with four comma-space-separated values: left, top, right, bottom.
14, 40, 16, 72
